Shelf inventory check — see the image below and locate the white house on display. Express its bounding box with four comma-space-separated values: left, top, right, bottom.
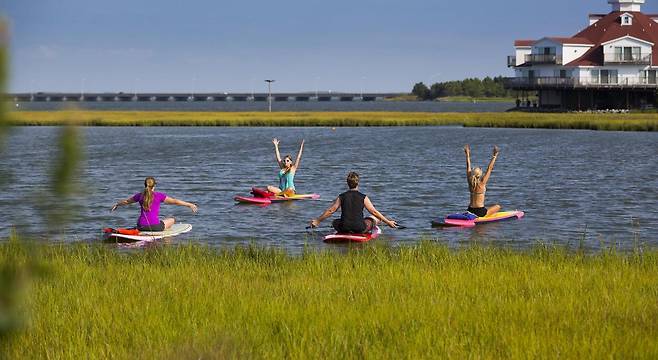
505, 0, 658, 109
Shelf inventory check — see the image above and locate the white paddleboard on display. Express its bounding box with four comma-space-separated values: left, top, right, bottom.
105, 223, 193, 242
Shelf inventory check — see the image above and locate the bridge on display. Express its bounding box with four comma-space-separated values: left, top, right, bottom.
11, 92, 404, 103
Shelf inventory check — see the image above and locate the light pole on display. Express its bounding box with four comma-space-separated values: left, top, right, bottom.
314, 76, 320, 99
132, 77, 139, 101
360, 76, 366, 99
192, 75, 197, 99
80, 77, 86, 101
265, 79, 275, 112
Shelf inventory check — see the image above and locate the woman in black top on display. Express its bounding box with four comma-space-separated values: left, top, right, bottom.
310, 172, 397, 233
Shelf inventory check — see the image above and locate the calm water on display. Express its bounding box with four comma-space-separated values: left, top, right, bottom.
1, 126, 657, 251
15, 100, 513, 112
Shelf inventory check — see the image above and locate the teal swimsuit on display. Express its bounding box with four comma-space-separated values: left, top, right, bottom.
278, 169, 295, 191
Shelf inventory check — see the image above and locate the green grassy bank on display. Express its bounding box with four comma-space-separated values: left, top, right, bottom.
10, 110, 658, 131
2, 241, 658, 358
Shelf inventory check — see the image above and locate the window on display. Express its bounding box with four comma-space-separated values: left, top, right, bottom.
541, 47, 556, 55
591, 70, 600, 84
623, 16, 631, 25
613, 46, 642, 61
642, 70, 657, 84
600, 70, 618, 84
555, 69, 569, 78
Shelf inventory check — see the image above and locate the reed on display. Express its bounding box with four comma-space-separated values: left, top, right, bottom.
9, 110, 658, 131
2, 241, 657, 359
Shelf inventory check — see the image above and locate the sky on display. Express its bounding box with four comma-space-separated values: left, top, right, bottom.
4, 0, 658, 93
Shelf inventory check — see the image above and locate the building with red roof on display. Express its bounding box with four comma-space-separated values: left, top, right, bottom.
505, 0, 658, 110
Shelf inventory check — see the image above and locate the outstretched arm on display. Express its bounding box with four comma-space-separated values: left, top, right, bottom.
464, 144, 472, 179
481, 145, 500, 185
294, 139, 305, 170
111, 197, 136, 212
364, 196, 398, 228
164, 196, 198, 213
310, 197, 340, 227
272, 138, 283, 168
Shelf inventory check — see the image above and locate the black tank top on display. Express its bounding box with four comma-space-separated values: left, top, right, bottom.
339, 190, 366, 233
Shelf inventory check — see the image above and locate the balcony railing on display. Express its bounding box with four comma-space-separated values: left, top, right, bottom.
524, 54, 562, 65
604, 52, 652, 65
507, 56, 517, 67
504, 76, 658, 89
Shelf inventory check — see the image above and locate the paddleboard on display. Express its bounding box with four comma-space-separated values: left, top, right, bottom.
104, 223, 193, 242
235, 187, 320, 204
323, 226, 382, 243
234, 195, 272, 205
432, 210, 524, 228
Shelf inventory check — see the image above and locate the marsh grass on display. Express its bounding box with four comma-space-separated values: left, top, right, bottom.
2, 241, 658, 359
11, 110, 658, 131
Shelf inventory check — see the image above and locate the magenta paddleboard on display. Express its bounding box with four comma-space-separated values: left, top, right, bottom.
324, 226, 382, 243
234, 195, 272, 204
432, 210, 524, 228
235, 187, 320, 204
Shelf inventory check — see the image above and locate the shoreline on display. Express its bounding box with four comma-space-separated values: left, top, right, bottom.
8, 110, 658, 131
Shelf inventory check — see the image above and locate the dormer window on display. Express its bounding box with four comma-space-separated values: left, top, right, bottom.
621, 13, 634, 26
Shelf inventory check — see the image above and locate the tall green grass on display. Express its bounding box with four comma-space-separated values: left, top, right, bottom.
11, 110, 658, 131
2, 241, 657, 359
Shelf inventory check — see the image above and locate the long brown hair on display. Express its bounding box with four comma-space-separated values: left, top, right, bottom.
142, 177, 157, 211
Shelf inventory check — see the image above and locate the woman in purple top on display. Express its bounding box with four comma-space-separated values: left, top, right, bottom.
111, 177, 198, 231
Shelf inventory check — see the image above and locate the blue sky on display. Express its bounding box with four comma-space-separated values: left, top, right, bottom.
5, 0, 658, 92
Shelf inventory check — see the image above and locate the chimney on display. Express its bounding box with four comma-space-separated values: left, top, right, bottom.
608, 0, 645, 12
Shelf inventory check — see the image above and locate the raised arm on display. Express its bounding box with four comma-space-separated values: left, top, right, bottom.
464, 144, 472, 179
110, 197, 136, 212
481, 145, 500, 186
272, 138, 283, 168
364, 196, 398, 228
164, 196, 198, 213
310, 197, 340, 228
294, 139, 305, 170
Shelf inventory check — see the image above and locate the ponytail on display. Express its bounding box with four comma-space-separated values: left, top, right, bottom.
469, 167, 483, 193
469, 174, 479, 192
142, 177, 156, 211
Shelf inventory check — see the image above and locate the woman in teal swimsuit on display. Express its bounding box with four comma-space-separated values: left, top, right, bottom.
267, 138, 304, 197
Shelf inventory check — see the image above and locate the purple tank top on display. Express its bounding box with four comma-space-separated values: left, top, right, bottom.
132, 191, 167, 227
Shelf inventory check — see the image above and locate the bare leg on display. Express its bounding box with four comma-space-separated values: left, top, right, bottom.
486, 205, 501, 217
364, 216, 379, 233
267, 186, 282, 194
367, 215, 380, 225
163, 217, 176, 230
280, 188, 295, 197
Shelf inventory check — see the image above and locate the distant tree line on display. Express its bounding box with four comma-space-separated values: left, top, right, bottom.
411, 77, 515, 100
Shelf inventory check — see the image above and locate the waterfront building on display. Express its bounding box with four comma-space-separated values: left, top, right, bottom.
506, 0, 658, 110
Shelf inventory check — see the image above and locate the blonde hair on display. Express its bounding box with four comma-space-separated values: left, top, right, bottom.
469, 167, 483, 192
142, 177, 157, 211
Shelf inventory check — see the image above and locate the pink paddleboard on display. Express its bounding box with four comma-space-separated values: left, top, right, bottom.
432, 210, 525, 228
235, 187, 320, 205
324, 226, 382, 243
234, 195, 272, 205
